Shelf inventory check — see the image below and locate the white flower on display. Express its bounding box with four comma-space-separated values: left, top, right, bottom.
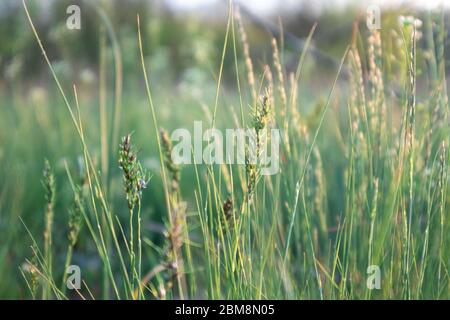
398, 15, 422, 29
414, 19, 423, 28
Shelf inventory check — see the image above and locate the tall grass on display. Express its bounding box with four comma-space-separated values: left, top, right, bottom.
8, 1, 450, 299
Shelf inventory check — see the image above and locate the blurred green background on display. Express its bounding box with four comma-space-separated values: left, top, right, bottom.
0, 0, 448, 298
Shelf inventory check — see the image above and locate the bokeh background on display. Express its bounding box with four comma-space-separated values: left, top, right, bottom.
0, 0, 448, 298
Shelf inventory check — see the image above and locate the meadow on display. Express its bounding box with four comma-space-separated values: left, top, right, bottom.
0, 1, 448, 299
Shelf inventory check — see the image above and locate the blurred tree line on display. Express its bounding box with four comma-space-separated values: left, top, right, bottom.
1, 0, 226, 88
1, 0, 448, 91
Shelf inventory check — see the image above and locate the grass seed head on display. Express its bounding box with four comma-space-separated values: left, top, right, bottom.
119, 133, 147, 210
42, 159, 55, 206
68, 186, 83, 246
160, 128, 180, 192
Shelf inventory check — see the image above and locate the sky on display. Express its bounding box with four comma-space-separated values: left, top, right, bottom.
167, 0, 450, 15
1, 0, 448, 20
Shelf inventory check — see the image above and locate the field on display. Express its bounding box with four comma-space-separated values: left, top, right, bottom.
0, 0, 448, 299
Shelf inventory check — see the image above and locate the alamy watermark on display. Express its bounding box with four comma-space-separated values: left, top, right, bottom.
66, 5, 81, 30
66, 265, 81, 290
366, 265, 381, 290
168, 121, 280, 175
367, 5, 381, 30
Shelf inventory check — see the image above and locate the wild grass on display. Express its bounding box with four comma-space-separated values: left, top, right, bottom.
1, 1, 448, 299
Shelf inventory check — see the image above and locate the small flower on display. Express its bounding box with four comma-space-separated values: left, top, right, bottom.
398, 15, 422, 29
414, 19, 423, 28
398, 15, 422, 40
139, 178, 148, 190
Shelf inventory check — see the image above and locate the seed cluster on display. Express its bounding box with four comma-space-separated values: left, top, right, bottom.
246, 93, 272, 200
119, 134, 147, 210
160, 128, 180, 192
